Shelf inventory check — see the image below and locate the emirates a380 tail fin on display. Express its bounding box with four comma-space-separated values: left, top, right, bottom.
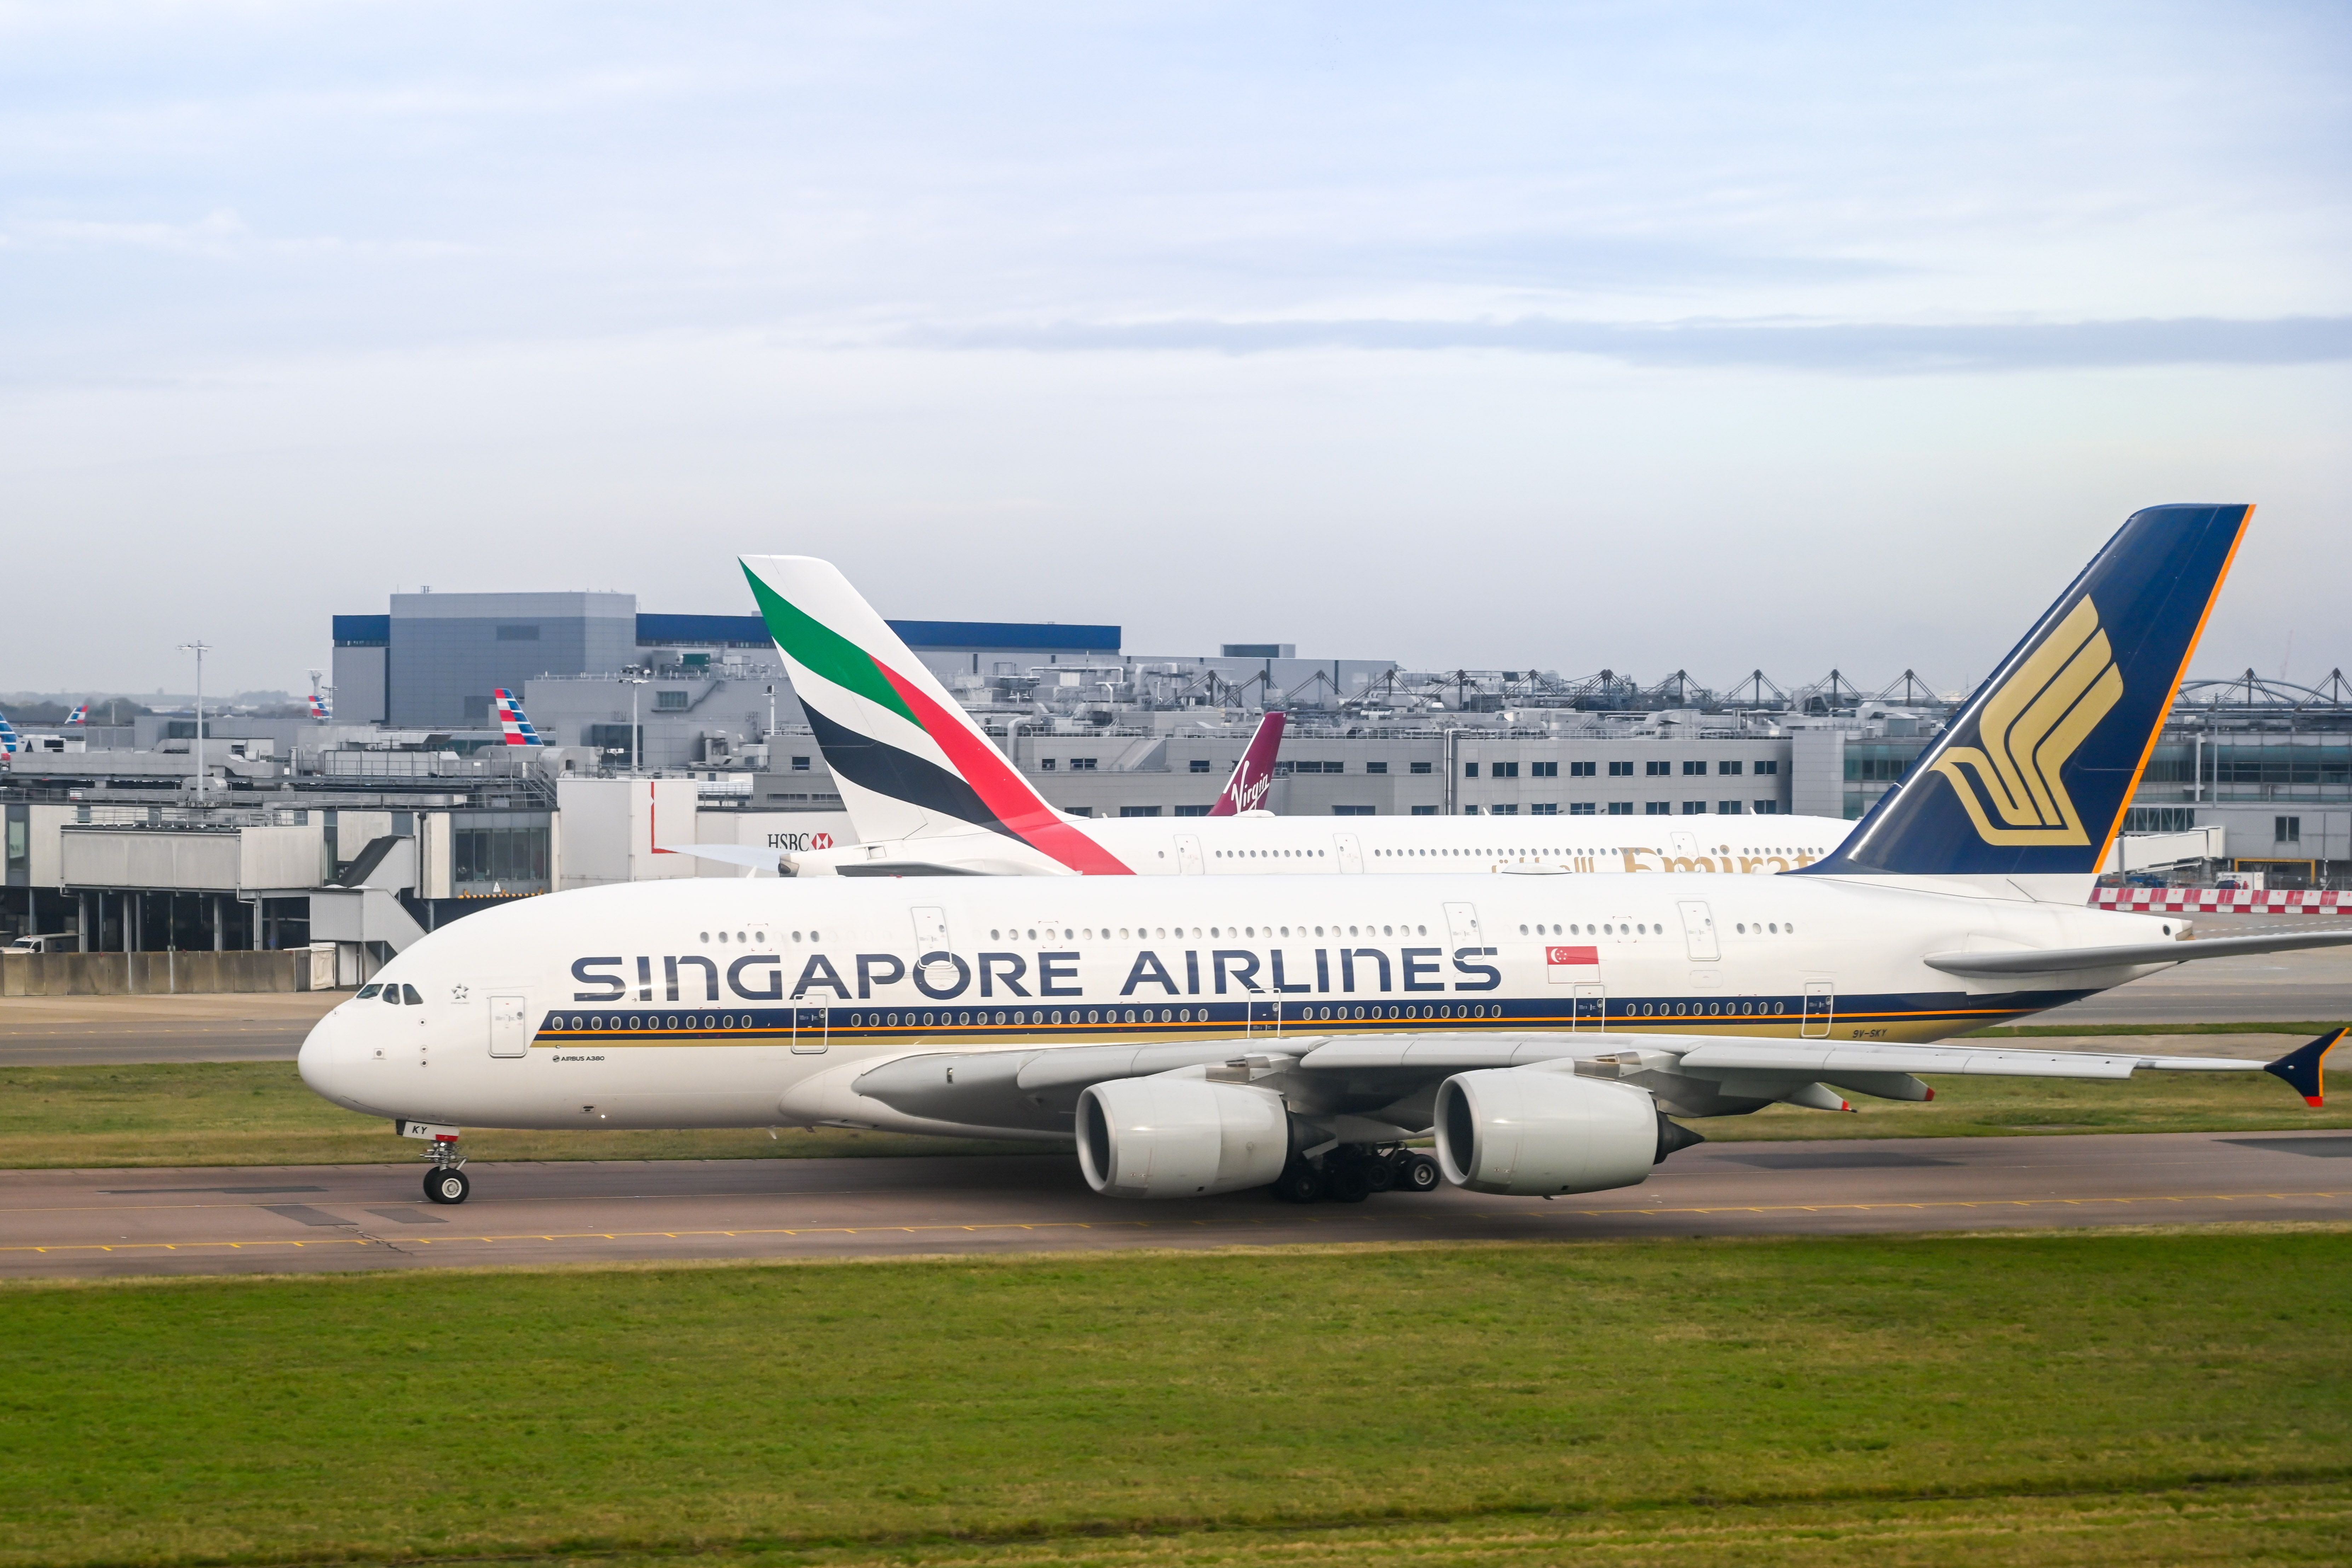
739, 556, 1132, 874
1209, 712, 1286, 816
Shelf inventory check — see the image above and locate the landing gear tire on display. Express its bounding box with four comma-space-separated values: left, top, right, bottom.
1326, 1163, 1371, 1203
424, 1168, 471, 1205
1362, 1154, 1397, 1194
1276, 1164, 1326, 1204
1401, 1154, 1442, 1193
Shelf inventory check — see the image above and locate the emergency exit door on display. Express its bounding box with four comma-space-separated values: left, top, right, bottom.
1801, 980, 1835, 1039
488, 994, 530, 1057
1676, 900, 1720, 961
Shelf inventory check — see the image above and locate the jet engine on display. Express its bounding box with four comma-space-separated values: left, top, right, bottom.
1076, 1075, 1290, 1199
1433, 1069, 1670, 1196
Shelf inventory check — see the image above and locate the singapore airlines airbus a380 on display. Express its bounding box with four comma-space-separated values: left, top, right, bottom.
301, 505, 2345, 1208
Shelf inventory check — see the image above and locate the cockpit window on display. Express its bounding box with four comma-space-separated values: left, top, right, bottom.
355, 984, 383, 999
382, 986, 403, 1005
402, 984, 425, 1006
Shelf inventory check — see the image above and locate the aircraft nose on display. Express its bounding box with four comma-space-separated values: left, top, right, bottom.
297, 1005, 374, 1114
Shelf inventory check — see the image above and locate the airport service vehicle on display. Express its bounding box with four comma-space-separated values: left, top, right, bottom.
299, 504, 2347, 1207
2, 934, 76, 954
710, 555, 1852, 878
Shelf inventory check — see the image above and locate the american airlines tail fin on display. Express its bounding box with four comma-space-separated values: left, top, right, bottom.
738, 556, 1132, 873
65, 703, 87, 726
306, 693, 330, 722
1801, 503, 2250, 884
0, 712, 17, 755
1209, 712, 1286, 815
491, 688, 542, 746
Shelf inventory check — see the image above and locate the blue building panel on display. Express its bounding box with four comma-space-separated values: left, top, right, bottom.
633, 614, 1120, 653
333, 614, 391, 647
886, 620, 1120, 653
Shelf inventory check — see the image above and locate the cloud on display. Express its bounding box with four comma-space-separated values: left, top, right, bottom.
913, 314, 2352, 373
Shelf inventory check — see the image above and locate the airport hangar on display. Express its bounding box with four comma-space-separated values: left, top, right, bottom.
2, 588, 2344, 986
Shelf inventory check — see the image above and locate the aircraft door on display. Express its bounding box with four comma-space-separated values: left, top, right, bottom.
912, 906, 959, 994
1570, 983, 1605, 1030
1443, 902, 1482, 944
792, 1006, 828, 1054
1669, 830, 1700, 857
1676, 900, 1720, 961
1801, 980, 1835, 1039
1333, 832, 1364, 874
487, 993, 530, 1058
1174, 834, 1204, 875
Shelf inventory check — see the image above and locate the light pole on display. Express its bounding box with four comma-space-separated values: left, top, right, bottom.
179, 641, 213, 805
620, 676, 648, 774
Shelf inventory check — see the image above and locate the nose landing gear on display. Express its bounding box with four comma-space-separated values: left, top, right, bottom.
425, 1167, 471, 1205
420, 1133, 470, 1205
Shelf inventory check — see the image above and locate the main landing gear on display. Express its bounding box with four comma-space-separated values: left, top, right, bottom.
1276, 1147, 1440, 1204
421, 1135, 471, 1205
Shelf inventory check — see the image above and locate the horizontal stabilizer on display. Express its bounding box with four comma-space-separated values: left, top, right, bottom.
2263, 1027, 2344, 1107
1925, 929, 2352, 976
661, 844, 779, 870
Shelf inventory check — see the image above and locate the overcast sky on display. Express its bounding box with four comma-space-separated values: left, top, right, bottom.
4, 1, 2347, 699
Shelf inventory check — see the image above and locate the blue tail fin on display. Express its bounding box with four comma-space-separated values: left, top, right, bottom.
1801, 504, 2250, 878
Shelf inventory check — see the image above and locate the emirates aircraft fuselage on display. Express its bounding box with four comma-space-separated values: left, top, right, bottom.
796, 812, 1852, 878
299, 870, 2178, 1138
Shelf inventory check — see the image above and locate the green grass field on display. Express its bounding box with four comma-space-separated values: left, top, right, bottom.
2, 1232, 2345, 1567
0, 1053, 2341, 1168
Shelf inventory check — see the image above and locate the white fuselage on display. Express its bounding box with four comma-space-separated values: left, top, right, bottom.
300, 871, 2179, 1139
794, 812, 1852, 878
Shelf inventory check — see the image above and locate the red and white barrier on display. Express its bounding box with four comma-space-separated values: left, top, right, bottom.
2092, 887, 2352, 915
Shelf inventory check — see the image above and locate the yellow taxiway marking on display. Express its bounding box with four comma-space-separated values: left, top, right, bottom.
2, 1189, 2345, 1256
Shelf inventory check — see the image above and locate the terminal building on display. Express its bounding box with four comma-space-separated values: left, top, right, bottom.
4, 585, 2344, 988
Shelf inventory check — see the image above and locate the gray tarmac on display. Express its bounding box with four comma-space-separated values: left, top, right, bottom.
0, 994, 338, 1066
6, 1128, 2344, 1279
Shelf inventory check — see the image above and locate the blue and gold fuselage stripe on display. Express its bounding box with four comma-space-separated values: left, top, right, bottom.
533, 989, 2093, 1047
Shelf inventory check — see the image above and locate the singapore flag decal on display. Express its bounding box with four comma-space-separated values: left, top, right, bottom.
1546, 944, 1600, 983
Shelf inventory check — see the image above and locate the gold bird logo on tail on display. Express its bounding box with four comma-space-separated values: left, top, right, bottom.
1930, 597, 2123, 846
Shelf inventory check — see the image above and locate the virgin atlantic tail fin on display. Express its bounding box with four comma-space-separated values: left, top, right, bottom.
1209, 712, 1286, 816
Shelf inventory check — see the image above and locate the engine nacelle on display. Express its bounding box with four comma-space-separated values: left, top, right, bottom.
1076, 1076, 1290, 1199
1434, 1069, 1662, 1196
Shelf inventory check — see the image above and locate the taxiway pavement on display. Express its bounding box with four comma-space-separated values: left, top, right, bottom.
5, 1129, 2343, 1279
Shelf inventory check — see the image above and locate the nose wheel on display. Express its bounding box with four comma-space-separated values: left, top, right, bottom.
418, 1132, 470, 1205
424, 1167, 471, 1205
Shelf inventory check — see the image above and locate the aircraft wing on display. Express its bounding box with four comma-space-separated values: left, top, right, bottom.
1924, 929, 2352, 976
1669, 1039, 2258, 1079
847, 1027, 2341, 1130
